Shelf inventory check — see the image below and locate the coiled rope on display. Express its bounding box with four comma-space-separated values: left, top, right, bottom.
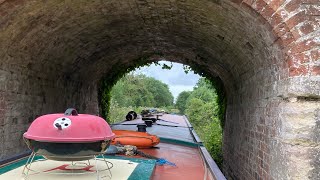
115, 145, 176, 166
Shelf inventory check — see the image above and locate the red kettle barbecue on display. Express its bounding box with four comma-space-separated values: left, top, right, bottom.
23, 108, 115, 161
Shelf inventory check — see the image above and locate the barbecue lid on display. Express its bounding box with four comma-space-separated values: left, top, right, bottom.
24, 108, 115, 142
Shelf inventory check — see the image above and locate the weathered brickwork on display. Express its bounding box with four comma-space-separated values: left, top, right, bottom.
0, 62, 99, 159
0, 0, 319, 179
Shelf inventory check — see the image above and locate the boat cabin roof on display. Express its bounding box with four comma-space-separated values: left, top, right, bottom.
0, 114, 224, 180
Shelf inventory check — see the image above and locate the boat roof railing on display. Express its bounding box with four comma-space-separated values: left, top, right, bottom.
0, 150, 31, 167
183, 115, 227, 180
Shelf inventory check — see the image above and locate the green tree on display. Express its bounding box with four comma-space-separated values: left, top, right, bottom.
184, 77, 223, 168
110, 74, 155, 107
144, 77, 174, 107
110, 74, 173, 108
189, 78, 216, 103
175, 91, 191, 114
188, 86, 216, 103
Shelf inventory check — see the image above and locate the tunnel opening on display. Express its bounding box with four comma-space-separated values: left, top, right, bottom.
99, 60, 226, 168
0, 0, 319, 179
97, 58, 227, 125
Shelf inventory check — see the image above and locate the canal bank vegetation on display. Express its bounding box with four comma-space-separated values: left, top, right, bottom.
107, 73, 223, 168
107, 73, 176, 123
176, 78, 223, 167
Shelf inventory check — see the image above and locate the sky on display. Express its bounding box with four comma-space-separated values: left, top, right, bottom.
133, 61, 201, 101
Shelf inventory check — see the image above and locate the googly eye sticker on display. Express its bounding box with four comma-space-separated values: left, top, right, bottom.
53, 117, 72, 129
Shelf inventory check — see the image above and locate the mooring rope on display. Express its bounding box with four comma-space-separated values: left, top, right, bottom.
115, 145, 176, 166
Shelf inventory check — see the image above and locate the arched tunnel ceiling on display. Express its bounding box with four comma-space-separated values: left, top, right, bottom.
0, 0, 281, 92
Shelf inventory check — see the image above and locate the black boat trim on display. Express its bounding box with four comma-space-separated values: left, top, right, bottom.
0, 150, 31, 167
183, 115, 226, 180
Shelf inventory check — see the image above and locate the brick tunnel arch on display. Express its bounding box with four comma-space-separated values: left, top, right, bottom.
0, 0, 319, 179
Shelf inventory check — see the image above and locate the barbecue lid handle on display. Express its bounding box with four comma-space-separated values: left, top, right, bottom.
55, 123, 62, 130
64, 108, 78, 116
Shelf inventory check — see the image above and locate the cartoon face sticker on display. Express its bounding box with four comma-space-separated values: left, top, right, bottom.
53, 117, 72, 129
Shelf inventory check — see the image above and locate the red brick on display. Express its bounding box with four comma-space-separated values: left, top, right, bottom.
253, 0, 268, 12
310, 50, 320, 61
280, 32, 295, 46
284, 0, 301, 13
272, 22, 289, 37
268, 0, 286, 11
242, 0, 255, 5
260, 5, 276, 20
300, 23, 315, 34
291, 28, 301, 39
289, 53, 310, 66
289, 65, 309, 76
270, 12, 284, 27
288, 39, 317, 54
274, 37, 284, 48
311, 65, 320, 75
256, 13, 269, 24
283, 0, 320, 12
303, 0, 320, 2
305, 4, 320, 16
285, 11, 306, 29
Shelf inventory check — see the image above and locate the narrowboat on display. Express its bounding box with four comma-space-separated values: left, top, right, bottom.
0, 109, 226, 180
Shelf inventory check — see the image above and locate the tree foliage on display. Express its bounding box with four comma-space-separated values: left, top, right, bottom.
175, 91, 191, 114
110, 73, 174, 108
177, 77, 223, 167
144, 76, 174, 107
108, 73, 224, 168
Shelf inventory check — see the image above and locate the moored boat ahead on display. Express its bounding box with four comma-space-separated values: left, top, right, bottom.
0, 110, 226, 180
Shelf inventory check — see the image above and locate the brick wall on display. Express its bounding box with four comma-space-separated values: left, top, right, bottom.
0, 0, 319, 179
0, 62, 99, 159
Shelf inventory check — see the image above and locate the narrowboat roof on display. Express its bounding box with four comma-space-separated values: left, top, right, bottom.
0, 114, 225, 180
